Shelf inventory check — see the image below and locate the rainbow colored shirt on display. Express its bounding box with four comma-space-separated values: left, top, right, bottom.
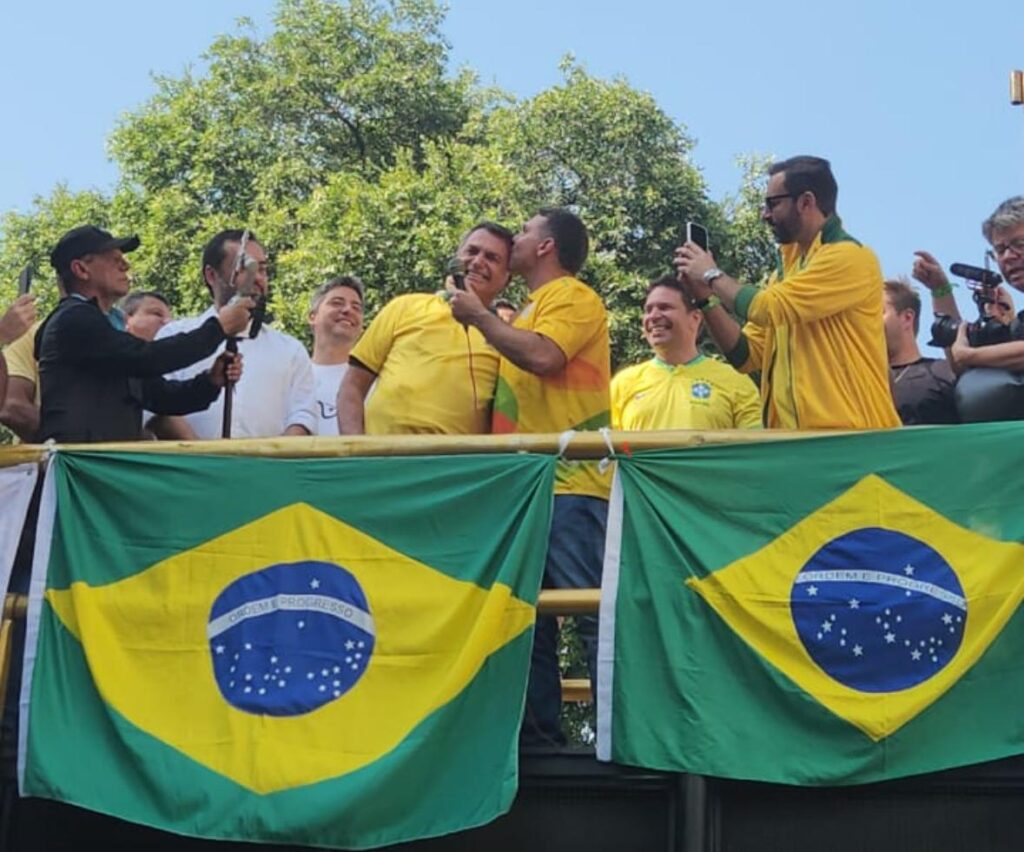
493, 276, 611, 499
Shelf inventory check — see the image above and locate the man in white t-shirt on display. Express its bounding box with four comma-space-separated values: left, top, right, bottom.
308, 276, 364, 435
149, 229, 316, 439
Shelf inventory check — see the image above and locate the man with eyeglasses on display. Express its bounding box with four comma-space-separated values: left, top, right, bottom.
916, 197, 1024, 422
674, 156, 899, 429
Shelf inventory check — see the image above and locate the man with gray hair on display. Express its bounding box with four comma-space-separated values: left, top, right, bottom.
308, 276, 364, 435
916, 197, 1024, 421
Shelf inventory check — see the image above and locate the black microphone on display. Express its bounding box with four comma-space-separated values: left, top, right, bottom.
248, 294, 267, 339
446, 257, 467, 291
949, 263, 1002, 287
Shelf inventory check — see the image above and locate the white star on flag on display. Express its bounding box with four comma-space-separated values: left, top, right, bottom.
849, 598, 860, 609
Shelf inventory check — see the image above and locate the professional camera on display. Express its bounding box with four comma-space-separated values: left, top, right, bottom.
928, 263, 1022, 348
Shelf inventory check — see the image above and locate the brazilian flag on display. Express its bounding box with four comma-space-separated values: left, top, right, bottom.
19, 449, 554, 848
597, 422, 1024, 784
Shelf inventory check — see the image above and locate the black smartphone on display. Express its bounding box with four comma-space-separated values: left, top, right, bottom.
17, 265, 32, 296
686, 222, 709, 252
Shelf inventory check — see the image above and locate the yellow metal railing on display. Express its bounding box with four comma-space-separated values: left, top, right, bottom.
0, 427, 827, 468
0, 588, 602, 714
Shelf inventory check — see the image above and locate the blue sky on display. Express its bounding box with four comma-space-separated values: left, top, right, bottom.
2, 1, 1022, 338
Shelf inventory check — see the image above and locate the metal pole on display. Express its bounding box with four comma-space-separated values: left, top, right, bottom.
221, 338, 239, 439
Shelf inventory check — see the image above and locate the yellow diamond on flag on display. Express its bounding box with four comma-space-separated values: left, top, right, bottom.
46, 502, 535, 794
687, 475, 1024, 741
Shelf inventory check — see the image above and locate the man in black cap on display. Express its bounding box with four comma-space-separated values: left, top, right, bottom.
35, 225, 255, 442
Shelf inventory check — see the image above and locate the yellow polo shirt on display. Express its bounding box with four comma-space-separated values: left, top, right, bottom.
611, 356, 762, 431
492, 276, 611, 499
350, 293, 499, 435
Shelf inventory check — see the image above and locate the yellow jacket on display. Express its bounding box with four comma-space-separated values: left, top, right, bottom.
729, 217, 900, 430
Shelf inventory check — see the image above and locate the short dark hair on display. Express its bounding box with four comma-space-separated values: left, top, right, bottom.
202, 229, 261, 278
645, 274, 695, 309
463, 221, 514, 260
884, 278, 921, 335
538, 208, 589, 274
121, 290, 170, 317
768, 156, 838, 217
309, 276, 365, 313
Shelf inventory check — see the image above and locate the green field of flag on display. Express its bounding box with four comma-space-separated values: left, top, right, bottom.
20, 449, 554, 849
598, 422, 1024, 785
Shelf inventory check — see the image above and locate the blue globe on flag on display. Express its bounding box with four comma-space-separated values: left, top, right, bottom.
207, 560, 376, 715
790, 528, 966, 692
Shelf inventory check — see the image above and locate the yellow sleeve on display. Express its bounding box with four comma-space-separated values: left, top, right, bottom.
2, 321, 40, 382
533, 285, 607, 363
730, 373, 763, 429
746, 243, 880, 327
610, 368, 631, 430
349, 297, 404, 374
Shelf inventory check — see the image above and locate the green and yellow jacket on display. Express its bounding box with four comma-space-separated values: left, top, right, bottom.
729, 216, 900, 430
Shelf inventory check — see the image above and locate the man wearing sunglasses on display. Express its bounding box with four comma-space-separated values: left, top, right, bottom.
920, 197, 1024, 422
674, 156, 899, 430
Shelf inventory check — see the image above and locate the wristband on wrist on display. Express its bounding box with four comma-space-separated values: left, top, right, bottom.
932, 282, 954, 297
694, 294, 722, 312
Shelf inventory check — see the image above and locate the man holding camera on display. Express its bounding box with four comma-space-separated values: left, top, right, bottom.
674, 156, 899, 430
916, 197, 1024, 422
35, 226, 251, 443
149, 229, 317, 439
338, 222, 512, 435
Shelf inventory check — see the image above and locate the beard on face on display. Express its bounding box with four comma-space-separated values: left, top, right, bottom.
771, 209, 800, 244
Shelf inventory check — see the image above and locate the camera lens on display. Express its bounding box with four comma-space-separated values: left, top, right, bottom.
928, 314, 960, 348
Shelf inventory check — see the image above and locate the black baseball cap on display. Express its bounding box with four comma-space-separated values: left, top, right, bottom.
50, 225, 140, 274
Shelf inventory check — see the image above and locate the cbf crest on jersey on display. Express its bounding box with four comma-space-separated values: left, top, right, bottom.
691, 381, 713, 400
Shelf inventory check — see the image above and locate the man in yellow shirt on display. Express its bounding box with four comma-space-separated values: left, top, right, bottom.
674, 156, 899, 430
337, 222, 513, 434
0, 294, 41, 441
612, 275, 761, 430
451, 208, 610, 747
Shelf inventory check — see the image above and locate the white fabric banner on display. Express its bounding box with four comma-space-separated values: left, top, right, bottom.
0, 462, 38, 596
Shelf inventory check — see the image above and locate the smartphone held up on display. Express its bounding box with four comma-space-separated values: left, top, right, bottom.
685, 221, 709, 253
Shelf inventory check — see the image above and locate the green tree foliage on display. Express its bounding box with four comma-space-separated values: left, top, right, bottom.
0, 0, 774, 369
0, 0, 780, 740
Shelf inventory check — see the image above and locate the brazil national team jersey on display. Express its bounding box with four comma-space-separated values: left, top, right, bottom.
492, 276, 612, 499
611, 356, 762, 431
351, 293, 499, 435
